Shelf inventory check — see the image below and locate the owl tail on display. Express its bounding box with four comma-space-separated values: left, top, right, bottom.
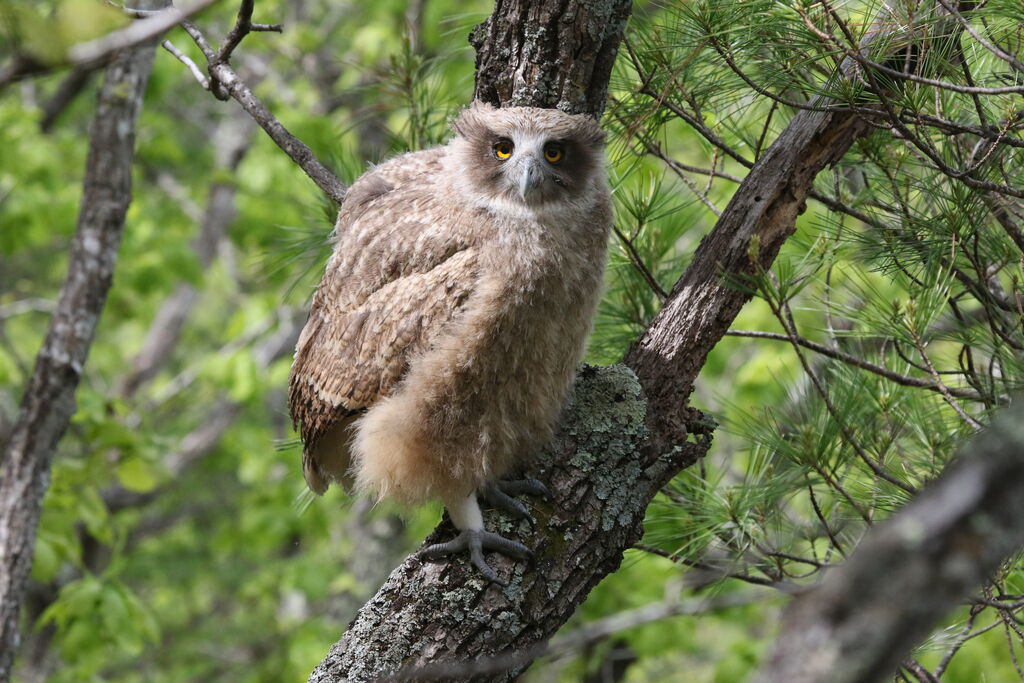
302, 416, 358, 495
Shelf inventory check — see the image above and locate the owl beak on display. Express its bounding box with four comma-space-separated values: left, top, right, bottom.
518, 158, 545, 198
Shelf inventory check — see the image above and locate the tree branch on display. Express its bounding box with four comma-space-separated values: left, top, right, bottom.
0, 22, 158, 680
158, 8, 347, 203
756, 397, 1024, 683
66, 0, 221, 66
307, 0, 998, 679
725, 330, 985, 401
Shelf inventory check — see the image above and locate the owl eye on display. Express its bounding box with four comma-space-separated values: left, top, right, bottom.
493, 139, 514, 160
543, 144, 564, 164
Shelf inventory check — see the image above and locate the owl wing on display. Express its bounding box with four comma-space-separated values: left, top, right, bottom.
287, 152, 483, 451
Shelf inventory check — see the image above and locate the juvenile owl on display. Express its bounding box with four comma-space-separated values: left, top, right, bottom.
288, 102, 611, 583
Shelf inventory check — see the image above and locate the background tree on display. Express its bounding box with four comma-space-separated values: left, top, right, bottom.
1, 0, 1022, 681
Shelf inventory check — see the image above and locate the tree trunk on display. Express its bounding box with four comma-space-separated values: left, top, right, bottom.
307, 0, 880, 680
470, 0, 631, 116
0, 33, 157, 682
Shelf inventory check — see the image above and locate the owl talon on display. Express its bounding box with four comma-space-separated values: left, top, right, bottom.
481, 484, 530, 519
499, 477, 549, 498
419, 529, 530, 586
481, 478, 549, 520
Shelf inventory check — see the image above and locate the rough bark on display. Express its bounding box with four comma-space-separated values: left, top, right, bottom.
310, 115, 870, 682
756, 400, 1024, 683
307, 0, 881, 679
470, 0, 632, 116
0, 33, 157, 680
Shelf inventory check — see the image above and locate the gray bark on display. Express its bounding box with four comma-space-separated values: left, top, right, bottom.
470, 0, 632, 116
756, 400, 1024, 683
0, 33, 158, 681
309, 111, 870, 682
309, 365, 694, 683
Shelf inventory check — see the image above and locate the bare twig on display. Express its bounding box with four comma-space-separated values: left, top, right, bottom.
161, 40, 209, 89
0, 299, 57, 320
217, 0, 282, 64
201, 60, 346, 203
633, 543, 799, 592
907, 328, 984, 431
935, 610, 998, 676
612, 225, 669, 300
726, 330, 985, 401
934, 0, 1024, 73
149, 8, 347, 203
39, 67, 100, 132
765, 293, 918, 496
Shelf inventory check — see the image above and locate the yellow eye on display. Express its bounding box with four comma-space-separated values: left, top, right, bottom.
544, 145, 564, 164
493, 140, 513, 160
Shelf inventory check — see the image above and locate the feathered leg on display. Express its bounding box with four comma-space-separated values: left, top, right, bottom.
420, 492, 530, 585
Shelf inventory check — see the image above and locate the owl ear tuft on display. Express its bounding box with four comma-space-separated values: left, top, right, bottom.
452, 101, 497, 139
568, 114, 606, 147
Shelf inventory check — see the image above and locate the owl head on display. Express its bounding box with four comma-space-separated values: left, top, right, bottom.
450, 102, 606, 207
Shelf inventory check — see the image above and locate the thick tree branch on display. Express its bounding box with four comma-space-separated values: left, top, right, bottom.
0, 24, 158, 681
756, 398, 1024, 683
309, 365, 706, 683
309, 0, 1006, 678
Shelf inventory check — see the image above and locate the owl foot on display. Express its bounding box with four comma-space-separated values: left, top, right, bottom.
481, 478, 548, 520
419, 529, 530, 586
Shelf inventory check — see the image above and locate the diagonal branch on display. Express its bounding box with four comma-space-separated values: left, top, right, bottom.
68, 0, 221, 66
166, 7, 346, 203
110, 0, 345, 203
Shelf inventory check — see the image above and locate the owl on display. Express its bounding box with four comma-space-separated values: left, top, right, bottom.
288, 102, 611, 583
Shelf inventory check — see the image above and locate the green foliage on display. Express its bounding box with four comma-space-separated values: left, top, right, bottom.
3, 0, 1024, 680
602, 0, 1024, 679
